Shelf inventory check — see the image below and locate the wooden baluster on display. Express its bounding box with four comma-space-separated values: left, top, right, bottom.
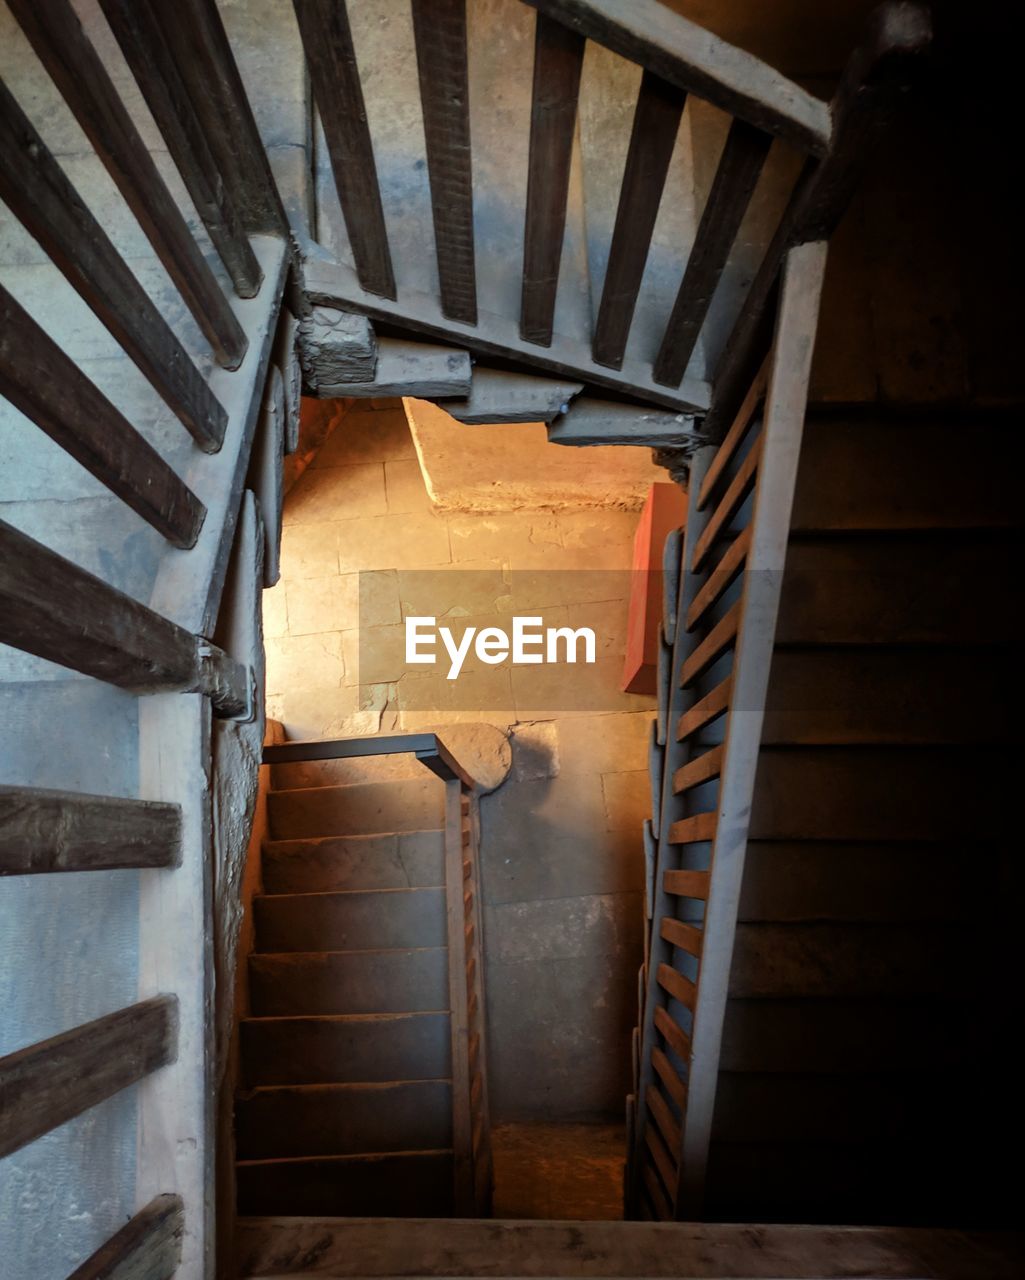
592, 72, 686, 369
0, 80, 228, 451
0, 285, 206, 547
292, 0, 396, 299
411, 0, 477, 325
97, 0, 263, 298
520, 13, 585, 346
7, 0, 248, 369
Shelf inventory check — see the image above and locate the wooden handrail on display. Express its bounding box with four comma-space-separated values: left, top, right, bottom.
262, 731, 483, 792
67, 1195, 183, 1280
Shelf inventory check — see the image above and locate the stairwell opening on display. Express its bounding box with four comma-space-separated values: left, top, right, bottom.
238, 391, 672, 1221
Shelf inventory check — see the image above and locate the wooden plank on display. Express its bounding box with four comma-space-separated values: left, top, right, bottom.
444, 780, 475, 1214
547, 397, 700, 447
676, 676, 731, 742
293, 0, 395, 298
305, 255, 711, 413
678, 602, 740, 687
691, 435, 762, 573
672, 745, 723, 795
520, 13, 586, 345
525, 0, 830, 156
0, 77, 228, 450
697, 361, 768, 510
654, 120, 772, 387
663, 870, 709, 902
411, 0, 477, 324
320, 338, 472, 399
67, 1194, 183, 1280
0, 518, 248, 716
651, 1047, 687, 1112
0, 284, 205, 548
7, 0, 248, 368
646, 1083, 682, 1154
702, 3, 932, 440
97, 0, 262, 297
660, 917, 703, 957
0, 996, 177, 1158
686, 526, 750, 632
643, 1124, 677, 1202
676, 241, 829, 1219
446, 368, 583, 424
247, 368, 286, 586
641, 1158, 672, 1220
592, 72, 686, 369
0, 785, 180, 876
656, 962, 696, 1010
667, 812, 716, 845
654, 1006, 691, 1062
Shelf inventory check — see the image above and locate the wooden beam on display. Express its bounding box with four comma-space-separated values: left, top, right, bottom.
446, 368, 583, 424
247, 368, 286, 587
548, 397, 701, 447
0, 785, 180, 876
592, 72, 686, 370
444, 780, 475, 1214
0, 285, 205, 548
411, 0, 477, 325
7, 0, 249, 369
676, 240, 828, 1219
97, 0, 262, 298
0, 518, 249, 716
292, 0, 396, 299
653, 120, 772, 387
703, 2, 932, 440
67, 1195, 183, 1280
0, 78, 228, 451
320, 338, 471, 399
0, 996, 177, 1159
523, 0, 831, 156
520, 13, 585, 345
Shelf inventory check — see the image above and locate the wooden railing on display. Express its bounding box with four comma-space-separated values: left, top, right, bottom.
261, 733, 494, 1217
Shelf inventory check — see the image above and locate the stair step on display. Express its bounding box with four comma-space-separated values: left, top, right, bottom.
267, 779, 444, 841
240, 1012, 451, 1086
254, 887, 447, 952
248, 948, 449, 1016
235, 1081, 452, 1160
269, 752, 426, 791
236, 1150, 454, 1217
262, 830, 445, 894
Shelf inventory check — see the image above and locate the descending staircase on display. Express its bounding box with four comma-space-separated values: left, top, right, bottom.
236, 734, 492, 1218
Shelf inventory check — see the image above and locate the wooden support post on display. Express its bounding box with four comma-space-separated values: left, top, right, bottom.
7, 0, 249, 369
411, 0, 478, 325
97, 0, 263, 298
0, 79, 228, 451
0, 518, 249, 716
443, 778, 475, 1215
0, 285, 206, 546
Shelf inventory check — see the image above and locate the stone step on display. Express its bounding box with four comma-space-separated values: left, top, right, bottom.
269, 752, 426, 792
236, 1150, 454, 1218
253, 887, 446, 953
240, 1012, 451, 1086
262, 830, 444, 894
267, 778, 444, 841
248, 948, 449, 1016
235, 1080, 452, 1160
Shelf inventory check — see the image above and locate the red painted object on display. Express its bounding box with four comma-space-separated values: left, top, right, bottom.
622, 482, 687, 694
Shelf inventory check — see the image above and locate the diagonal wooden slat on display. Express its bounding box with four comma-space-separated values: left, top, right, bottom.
679, 602, 740, 687
691, 436, 762, 572
67, 1195, 183, 1280
7, 0, 248, 369
592, 71, 686, 369
0, 285, 206, 548
686, 526, 751, 632
654, 1005, 692, 1060
653, 119, 772, 387
293, 0, 396, 299
697, 359, 768, 509
672, 745, 724, 796
520, 13, 586, 346
657, 962, 696, 1010
667, 812, 717, 845
661, 917, 704, 957
0, 78, 228, 451
676, 676, 731, 742
662, 870, 709, 902
411, 0, 477, 325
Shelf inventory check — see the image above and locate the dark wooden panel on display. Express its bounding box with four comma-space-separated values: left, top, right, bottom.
411, 0, 477, 324
520, 13, 585, 345
67, 1195, 183, 1280
236, 1151, 454, 1218
0, 996, 177, 1158
0, 518, 248, 715
0, 78, 227, 450
293, 0, 396, 299
0, 784, 180, 875
7, 0, 248, 368
248, 949, 450, 1017
254, 887, 447, 952
0, 285, 205, 547
592, 72, 686, 369
97, 0, 262, 297
654, 120, 771, 387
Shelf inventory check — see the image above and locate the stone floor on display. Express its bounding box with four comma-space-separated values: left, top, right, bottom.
264, 399, 656, 1131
